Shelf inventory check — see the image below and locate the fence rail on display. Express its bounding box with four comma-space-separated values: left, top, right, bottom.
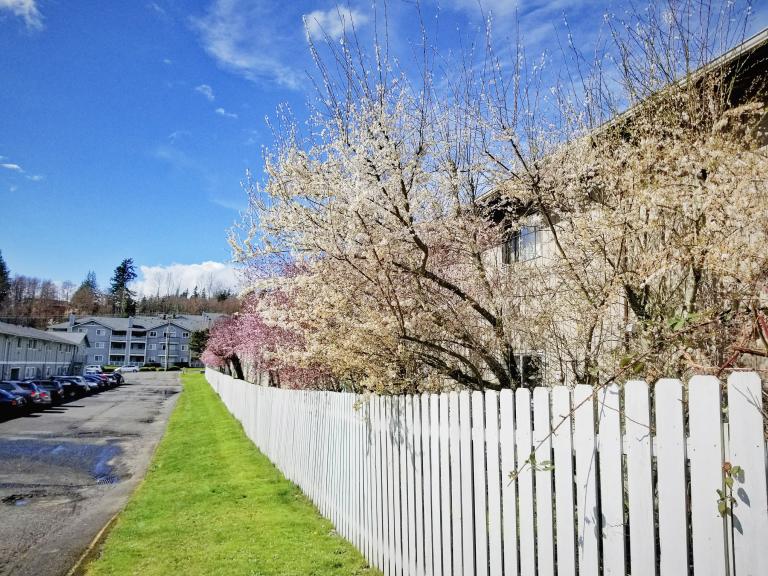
206, 368, 768, 576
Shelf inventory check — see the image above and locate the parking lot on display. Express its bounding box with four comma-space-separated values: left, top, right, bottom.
0, 372, 182, 576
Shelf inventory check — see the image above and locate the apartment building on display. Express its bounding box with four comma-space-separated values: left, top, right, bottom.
48, 313, 223, 367
0, 321, 88, 379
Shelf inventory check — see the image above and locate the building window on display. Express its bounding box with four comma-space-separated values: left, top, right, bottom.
148, 343, 156, 350
94, 355, 104, 362
17, 338, 22, 348
28, 339, 37, 349
149, 331, 157, 337
182, 332, 189, 338
25, 366, 36, 378
502, 226, 542, 264
96, 342, 105, 349
508, 352, 544, 388
181, 345, 188, 351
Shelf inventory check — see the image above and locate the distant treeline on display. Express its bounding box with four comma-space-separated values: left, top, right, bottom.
0, 251, 239, 328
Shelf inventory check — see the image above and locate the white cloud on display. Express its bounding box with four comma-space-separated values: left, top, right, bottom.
191, 0, 302, 89
215, 107, 238, 119
132, 261, 241, 297
0, 0, 43, 30
195, 83, 215, 101
147, 2, 166, 17
0, 162, 23, 172
304, 7, 369, 41
26, 174, 44, 181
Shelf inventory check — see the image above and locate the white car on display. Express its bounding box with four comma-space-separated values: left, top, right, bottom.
115, 365, 140, 373
83, 364, 103, 374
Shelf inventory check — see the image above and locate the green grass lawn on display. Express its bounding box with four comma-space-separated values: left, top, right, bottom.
86, 372, 380, 576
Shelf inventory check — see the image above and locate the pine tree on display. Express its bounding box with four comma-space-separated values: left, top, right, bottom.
109, 259, 137, 317
0, 250, 10, 311
71, 271, 100, 314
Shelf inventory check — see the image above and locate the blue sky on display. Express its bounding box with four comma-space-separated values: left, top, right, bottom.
1, 0, 766, 295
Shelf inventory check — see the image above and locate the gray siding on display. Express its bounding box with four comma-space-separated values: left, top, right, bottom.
0, 332, 79, 380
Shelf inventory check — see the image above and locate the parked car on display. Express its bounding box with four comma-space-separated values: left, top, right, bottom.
67, 375, 100, 393
83, 364, 104, 375
0, 381, 35, 410
16, 382, 52, 407
0, 389, 24, 417
83, 375, 107, 390
30, 380, 66, 404
115, 365, 139, 373
54, 377, 90, 398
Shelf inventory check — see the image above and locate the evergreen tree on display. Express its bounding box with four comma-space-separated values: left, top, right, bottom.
188, 329, 209, 357
71, 271, 100, 314
109, 258, 137, 317
0, 250, 10, 310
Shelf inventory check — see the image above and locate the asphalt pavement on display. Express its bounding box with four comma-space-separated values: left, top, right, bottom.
0, 372, 182, 576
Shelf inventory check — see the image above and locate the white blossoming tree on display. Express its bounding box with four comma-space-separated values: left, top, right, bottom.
232, 0, 768, 391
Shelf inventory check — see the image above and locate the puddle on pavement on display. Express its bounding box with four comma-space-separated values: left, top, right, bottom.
0, 439, 123, 487
2, 493, 34, 506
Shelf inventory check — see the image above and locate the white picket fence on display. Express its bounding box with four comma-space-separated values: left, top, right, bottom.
206, 368, 768, 576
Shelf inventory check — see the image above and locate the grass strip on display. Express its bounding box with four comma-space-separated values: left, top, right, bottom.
86, 372, 380, 576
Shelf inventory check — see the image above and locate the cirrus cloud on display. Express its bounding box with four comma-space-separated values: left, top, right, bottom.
191, 0, 303, 89
195, 83, 215, 101
304, 7, 369, 41
0, 0, 43, 30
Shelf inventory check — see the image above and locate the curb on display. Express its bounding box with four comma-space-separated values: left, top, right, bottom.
65, 509, 122, 576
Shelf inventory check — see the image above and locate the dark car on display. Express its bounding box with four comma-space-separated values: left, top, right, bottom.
0, 381, 35, 409
30, 380, 66, 404
83, 375, 108, 390
16, 382, 52, 407
54, 377, 90, 398
0, 389, 24, 417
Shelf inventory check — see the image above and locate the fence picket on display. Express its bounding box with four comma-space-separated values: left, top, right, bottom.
414, 395, 425, 576
597, 384, 626, 576
421, 394, 434, 576
485, 390, 503, 576
459, 391, 475, 574
385, 396, 396, 576
472, 391, 489, 576
625, 380, 655, 576
429, 394, 443, 576
574, 384, 599, 576
499, 388, 518, 576
551, 387, 576, 576
405, 395, 417, 576
439, 394, 452, 576
449, 392, 463, 576
655, 379, 688, 576
689, 375, 727, 576
727, 372, 768, 575
533, 388, 555, 576
515, 388, 536, 576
